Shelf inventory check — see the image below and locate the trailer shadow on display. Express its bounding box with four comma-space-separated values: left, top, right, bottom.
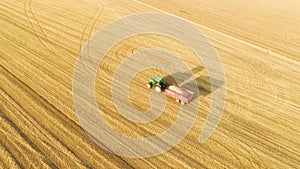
163, 66, 225, 99
190, 76, 225, 97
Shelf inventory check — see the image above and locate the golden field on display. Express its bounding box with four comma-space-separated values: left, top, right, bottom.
0, 0, 300, 168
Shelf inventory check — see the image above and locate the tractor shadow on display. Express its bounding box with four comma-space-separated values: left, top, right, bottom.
163, 66, 225, 98
164, 66, 204, 84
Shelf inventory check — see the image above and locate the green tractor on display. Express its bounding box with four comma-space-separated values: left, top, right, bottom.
147, 76, 168, 92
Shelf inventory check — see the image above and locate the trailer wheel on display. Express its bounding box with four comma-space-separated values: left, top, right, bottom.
176, 99, 180, 102
180, 101, 186, 105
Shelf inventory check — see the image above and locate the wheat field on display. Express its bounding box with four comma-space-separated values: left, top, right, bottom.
1, 0, 300, 168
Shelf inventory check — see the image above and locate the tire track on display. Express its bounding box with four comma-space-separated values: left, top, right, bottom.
0, 110, 49, 168
1, 1, 81, 40
24, 0, 75, 64
0, 138, 22, 169
0, 80, 86, 168
24, 0, 106, 70
79, 0, 104, 53
133, 0, 300, 67
0, 33, 75, 120
0, 64, 133, 168
221, 113, 300, 168
0, 68, 90, 167
0, 129, 53, 168
1, 0, 300, 168
237, 140, 266, 168
94, 43, 225, 168
0, 106, 58, 168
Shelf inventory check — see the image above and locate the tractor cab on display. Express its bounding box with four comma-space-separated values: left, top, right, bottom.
147, 76, 168, 92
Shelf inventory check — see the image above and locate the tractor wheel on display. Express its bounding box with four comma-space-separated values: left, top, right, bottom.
155, 86, 162, 92
147, 83, 152, 88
